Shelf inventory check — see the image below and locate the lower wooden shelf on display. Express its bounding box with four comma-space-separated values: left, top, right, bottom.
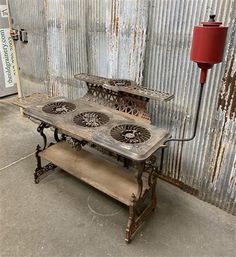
39, 142, 138, 205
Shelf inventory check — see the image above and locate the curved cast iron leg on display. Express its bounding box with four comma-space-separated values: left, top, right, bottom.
125, 156, 158, 243
37, 122, 50, 149
34, 122, 57, 183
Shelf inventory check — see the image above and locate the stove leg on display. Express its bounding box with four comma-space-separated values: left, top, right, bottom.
34, 162, 57, 184
151, 184, 157, 212
125, 194, 136, 243
37, 122, 50, 150
125, 156, 158, 243
125, 189, 157, 243
34, 145, 57, 184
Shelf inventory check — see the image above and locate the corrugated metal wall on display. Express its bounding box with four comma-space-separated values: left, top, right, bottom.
8, 0, 236, 214
144, 0, 236, 215
9, 0, 48, 96
46, 0, 148, 98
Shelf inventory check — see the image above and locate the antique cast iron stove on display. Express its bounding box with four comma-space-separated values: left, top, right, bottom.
21, 73, 173, 242
12, 14, 228, 244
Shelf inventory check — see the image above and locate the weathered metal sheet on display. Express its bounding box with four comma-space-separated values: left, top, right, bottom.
8, 0, 48, 96
143, 0, 236, 214
8, 0, 236, 214
45, 0, 148, 98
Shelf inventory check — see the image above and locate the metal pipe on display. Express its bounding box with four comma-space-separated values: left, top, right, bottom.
165, 83, 204, 144
160, 83, 204, 172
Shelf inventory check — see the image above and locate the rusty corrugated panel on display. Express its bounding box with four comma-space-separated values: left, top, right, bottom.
144, 0, 236, 214
45, 0, 148, 98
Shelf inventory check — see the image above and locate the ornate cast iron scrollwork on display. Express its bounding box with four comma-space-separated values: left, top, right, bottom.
35, 122, 58, 183
37, 122, 50, 149
66, 137, 87, 151
34, 162, 57, 184
34, 144, 57, 184
144, 155, 157, 187
54, 128, 66, 142
83, 84, 151, 121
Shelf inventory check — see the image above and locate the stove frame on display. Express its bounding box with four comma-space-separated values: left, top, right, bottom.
14, 74, 173, 243
34, 126, 160, 242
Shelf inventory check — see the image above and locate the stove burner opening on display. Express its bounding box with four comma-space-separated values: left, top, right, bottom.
42, 101, 76, 114
110, 124, 151, 144
73, 112, 110, 127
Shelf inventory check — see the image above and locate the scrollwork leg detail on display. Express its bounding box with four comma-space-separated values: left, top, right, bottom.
34, 144, 57, 184
54, 128, 66, 142
145, 155, 158, 211
34, 162, 57, 184
37, 122, 50, 149
125, 155, 158, 242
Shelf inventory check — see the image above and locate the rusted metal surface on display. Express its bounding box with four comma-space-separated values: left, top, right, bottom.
74, 73, 174, 101
45, 0, 149, 98
218, 55, 236, 119
73, 74, 173, 121
157, 174, 199, 197
11, 93, 50, 108
8, 0, 236, 214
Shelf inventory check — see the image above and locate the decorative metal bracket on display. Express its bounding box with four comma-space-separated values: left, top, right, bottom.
66, 137, 87, 151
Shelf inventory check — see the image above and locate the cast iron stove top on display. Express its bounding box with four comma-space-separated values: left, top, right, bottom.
24, 97, 170, 161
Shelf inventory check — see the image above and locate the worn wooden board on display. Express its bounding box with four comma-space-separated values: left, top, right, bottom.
39, 142, 138, 205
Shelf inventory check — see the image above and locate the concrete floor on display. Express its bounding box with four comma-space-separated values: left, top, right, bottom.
0, 97, 235, 257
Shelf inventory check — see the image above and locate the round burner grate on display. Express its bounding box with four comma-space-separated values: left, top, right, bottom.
42, 101, 76, 114
73, 112, 109, 127
110, 124, 151, 144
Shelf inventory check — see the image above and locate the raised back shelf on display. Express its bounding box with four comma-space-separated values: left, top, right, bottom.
74, 73, 174, 122
74, 73, 174, 102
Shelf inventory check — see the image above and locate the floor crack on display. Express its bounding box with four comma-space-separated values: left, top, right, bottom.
0, 152, 35, 172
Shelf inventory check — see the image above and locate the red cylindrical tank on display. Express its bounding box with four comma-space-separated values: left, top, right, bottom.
190, 15, 228, 84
